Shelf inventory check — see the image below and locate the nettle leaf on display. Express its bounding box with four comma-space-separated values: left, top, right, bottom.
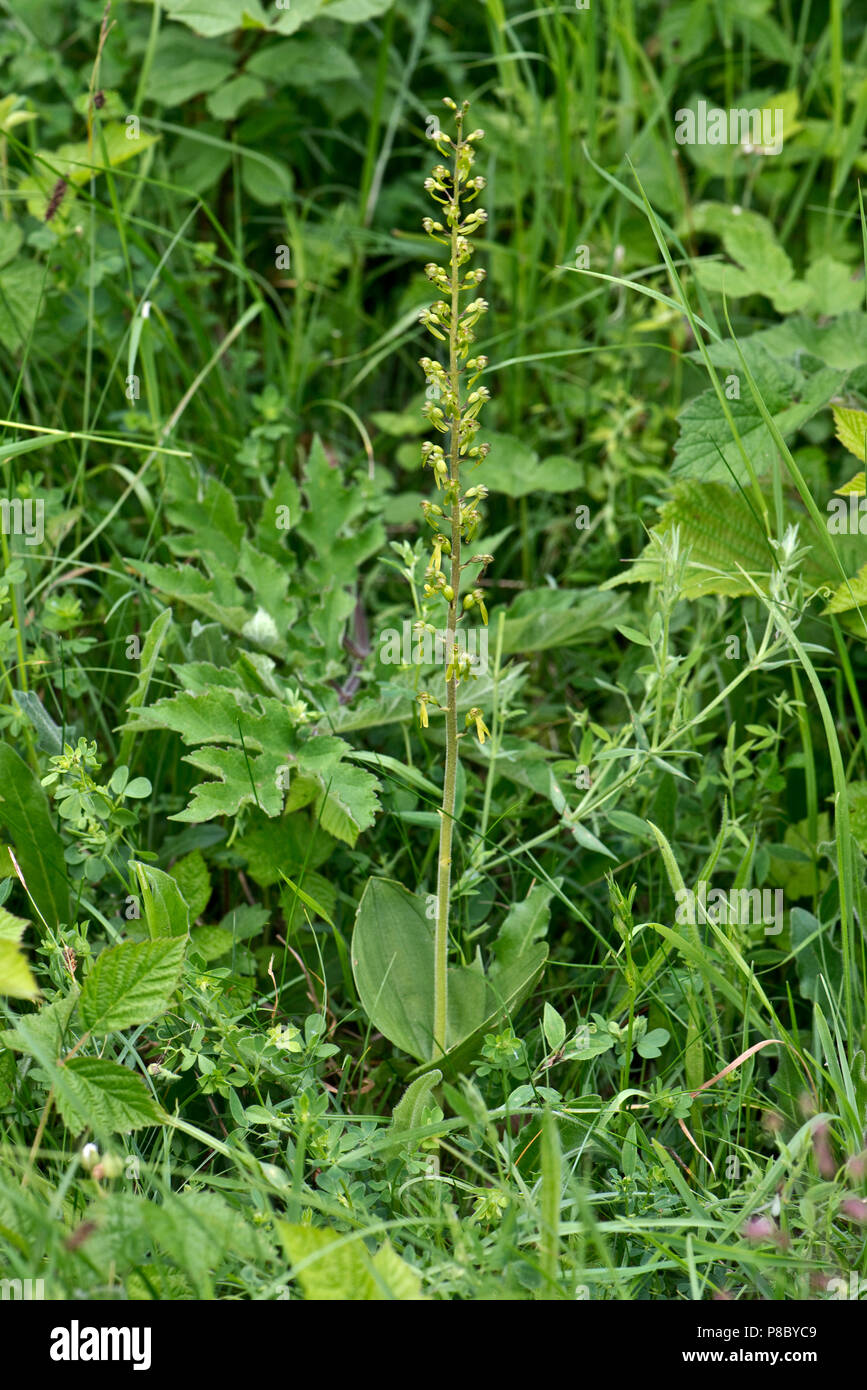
673, 345, 842, 485
53, 1058, 164, 1135
0, 992, 78, 1065
0, 939, 37, 998
79, 938, 186, 1034
0, 260, 45, 353
604, 481, 775, 598
277, 1221, 424, 1301
826, 562, 867, 616
0, 905, 29, 942
0, 744, 69, 929
20, 124, 159, 224
833, 406, 867, 463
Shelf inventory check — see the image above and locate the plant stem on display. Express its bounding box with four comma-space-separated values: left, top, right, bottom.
432, 142, 464, 1060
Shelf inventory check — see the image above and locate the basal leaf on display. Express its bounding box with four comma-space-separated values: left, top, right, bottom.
0, 744, 69, 929
132, 862, 190, 939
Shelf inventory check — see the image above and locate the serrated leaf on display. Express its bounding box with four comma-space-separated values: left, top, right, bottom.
0, 992, 78, 1064
604, 481, 774, 598
0, 939, 37, 998
79, 938, 186, 1034
277, 1221, 424, 1301
673, 353, 842, 485
53, 1058, 164, 1135
0, 905, 29, 942
833, 406, 867, 463
826, 562, 867, 615
0, 260, 45, 352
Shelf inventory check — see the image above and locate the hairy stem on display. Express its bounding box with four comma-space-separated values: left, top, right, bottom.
432, 141, 463, 1060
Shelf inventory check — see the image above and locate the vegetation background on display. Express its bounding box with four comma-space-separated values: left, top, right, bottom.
0, 0, 866, 1302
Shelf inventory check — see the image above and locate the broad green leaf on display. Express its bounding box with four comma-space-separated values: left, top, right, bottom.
144, 32, 235, 105
20, 125, 159, 223
543, 1002, 567, 1053
205, 74, 266, 121
352, 878, 546, 1070
690, 205, 808, 313
246, 37, 360, 86
502, 588, 625, 654
152, 0, 270, 40
0, 744, 69, 929
826, 562, 867, 615
169, 850, 211, 921
53, 1058, 164, 1135
132, 862, 190, 939
277, 1221, 423, 1301
79, 938, 186, 1034
603, 481, 775, 598
673, 347, 842, 485
804, 257, 863, 317
0, 939, 37, 998
491, 884, 554, 974
0, 992, 78, 1065
470, 432, 580, 498
0, 905, 29, 942
833, 405, 867, 463
0, 260, 45, 353
130, 562, 250, 634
